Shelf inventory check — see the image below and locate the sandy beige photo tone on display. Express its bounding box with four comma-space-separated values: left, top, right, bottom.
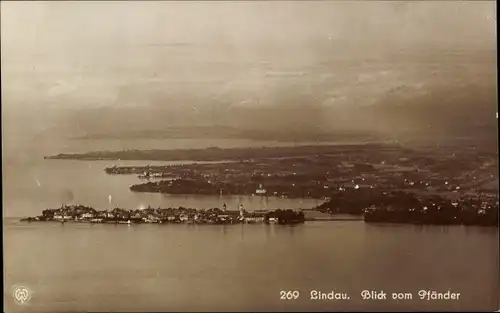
2, 1, 498, 312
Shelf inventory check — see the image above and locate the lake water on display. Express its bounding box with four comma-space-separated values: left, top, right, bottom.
4, 220, 499, 312
3, 158, 324, 218
3, 137, 331, 218
2, 137, 499, 311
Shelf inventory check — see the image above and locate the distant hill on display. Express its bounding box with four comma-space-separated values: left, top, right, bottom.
7, 77, 494, 147
73, 125, 382, 142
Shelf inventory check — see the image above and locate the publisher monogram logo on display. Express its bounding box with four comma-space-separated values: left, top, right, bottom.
13, 286, 31, 305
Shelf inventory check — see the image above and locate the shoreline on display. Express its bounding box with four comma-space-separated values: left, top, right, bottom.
44, 143, 393, 162
17, 203, 498, 227
17, 216, 498, 227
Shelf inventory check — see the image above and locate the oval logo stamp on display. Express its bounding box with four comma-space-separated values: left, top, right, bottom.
12, 285, 31, 305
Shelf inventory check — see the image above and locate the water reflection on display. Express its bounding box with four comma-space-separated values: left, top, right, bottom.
265, 224, 272, 241
4, 220, 499, 312
221, 225, 228, 237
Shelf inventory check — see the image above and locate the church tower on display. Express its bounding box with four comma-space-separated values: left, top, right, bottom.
239, 204, 244, 218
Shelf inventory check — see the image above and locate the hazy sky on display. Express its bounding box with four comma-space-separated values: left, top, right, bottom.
1, 1, 497, 136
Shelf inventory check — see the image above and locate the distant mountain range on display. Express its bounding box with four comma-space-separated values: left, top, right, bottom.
73, 125, 382, 142
3, 80, 496, 146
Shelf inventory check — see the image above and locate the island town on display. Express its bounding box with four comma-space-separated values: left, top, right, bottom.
21, 204, 306, 225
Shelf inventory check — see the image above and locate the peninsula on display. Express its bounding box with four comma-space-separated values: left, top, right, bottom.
45, 144, 394, 162
42, 143, 498, 226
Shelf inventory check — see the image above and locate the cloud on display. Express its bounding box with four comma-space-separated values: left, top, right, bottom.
46, 80, 80, 97
233, 99, 260, 108
264, 71, 307, 78
143, 42, 193, 47
356, 70, 392, 83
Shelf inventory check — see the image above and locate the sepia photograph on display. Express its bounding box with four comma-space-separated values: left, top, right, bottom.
2, 0, 498, 312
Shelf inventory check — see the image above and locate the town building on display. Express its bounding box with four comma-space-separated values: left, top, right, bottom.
256, 184, 267, 195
